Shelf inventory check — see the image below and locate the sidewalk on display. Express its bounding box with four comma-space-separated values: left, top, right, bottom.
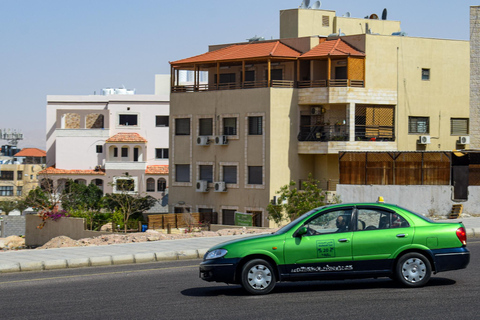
0, 219, 478, 274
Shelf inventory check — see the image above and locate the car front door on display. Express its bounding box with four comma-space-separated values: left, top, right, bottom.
283, 207, 354, 277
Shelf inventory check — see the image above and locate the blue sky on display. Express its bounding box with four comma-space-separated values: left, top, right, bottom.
0, 0, 478, 149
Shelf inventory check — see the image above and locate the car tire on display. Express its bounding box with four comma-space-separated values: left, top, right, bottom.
395, 252, 431, 287
241, 259, 276, 295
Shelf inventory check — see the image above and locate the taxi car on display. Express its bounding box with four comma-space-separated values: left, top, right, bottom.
199, 202, 470, 294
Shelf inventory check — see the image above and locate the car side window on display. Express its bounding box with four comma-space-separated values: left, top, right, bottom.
357, 209, 409, 231
303, 209, 353, 235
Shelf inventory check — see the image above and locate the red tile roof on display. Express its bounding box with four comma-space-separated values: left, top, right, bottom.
171, 41, 301, 66
14, 148, 46, 157
300, 39, 365, 58
39, 167, 106, 175
106, 132, 147, 143
146, 165, 169, 175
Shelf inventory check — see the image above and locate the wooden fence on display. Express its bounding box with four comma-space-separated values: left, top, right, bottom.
147, 212, 218, 230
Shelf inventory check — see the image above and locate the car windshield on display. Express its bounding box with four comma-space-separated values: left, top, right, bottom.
273, 207, 322, 235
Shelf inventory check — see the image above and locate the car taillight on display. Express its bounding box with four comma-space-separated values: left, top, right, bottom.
456, 227, 467, 245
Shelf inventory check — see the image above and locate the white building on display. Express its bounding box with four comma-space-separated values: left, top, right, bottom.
44, 76, 170, 198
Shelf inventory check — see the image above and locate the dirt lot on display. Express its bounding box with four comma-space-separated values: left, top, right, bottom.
0, 227, 278, 250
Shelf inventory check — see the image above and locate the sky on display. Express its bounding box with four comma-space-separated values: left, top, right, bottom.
1, 0, 478, 150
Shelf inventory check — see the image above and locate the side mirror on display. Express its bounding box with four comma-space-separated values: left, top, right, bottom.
296, 226, 308, 237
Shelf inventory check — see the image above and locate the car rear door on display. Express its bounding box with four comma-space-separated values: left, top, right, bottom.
352, 206, 413, 272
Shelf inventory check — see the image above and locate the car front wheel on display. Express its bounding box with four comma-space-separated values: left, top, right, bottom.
396, 253, 431, 287
241, 259, 276, 295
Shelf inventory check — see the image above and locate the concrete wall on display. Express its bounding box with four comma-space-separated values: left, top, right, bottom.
25, 215, 111, 247
0, 216, 26, 237
337, 184, 480, 216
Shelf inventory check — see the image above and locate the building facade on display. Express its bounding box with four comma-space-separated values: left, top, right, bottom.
0, 148, 46, 210
168, 7, 469, 227
44, 87, 170, 198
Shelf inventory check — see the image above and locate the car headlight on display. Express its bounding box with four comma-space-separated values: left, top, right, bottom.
205, 249, 228, 260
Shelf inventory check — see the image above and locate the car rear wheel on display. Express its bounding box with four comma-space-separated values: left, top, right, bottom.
241, 259, 276, 295
396, 253, 431, 287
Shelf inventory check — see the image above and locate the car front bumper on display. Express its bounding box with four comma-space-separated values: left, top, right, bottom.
432, 247, 470, 272
199, 258, 241, 284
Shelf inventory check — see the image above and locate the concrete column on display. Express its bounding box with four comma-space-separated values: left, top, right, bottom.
348, 102, 355, 141
470, 6, 480, 148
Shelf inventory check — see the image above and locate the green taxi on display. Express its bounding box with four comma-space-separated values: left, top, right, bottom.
199, 202, 470, 294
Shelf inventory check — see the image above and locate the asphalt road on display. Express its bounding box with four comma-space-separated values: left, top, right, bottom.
0, 240, 479, 320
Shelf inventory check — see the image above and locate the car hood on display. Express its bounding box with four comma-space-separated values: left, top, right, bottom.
206, 233, 276, 251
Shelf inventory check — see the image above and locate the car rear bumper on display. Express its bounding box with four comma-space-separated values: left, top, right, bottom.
199, 258, 241, 284
431, 247, 470, 272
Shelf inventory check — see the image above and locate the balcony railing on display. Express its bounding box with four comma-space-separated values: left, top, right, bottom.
354, 125, 395, 141
298, 124, 348, 142
297, 79, 364, 88
172, 80, 295, 92
171, 79, 364, 93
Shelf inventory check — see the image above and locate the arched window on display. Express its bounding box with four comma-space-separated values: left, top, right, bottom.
40, 178, 53, 191
146, 178, 155, 192
74, 179, 87, 185
157, 178, 167, 192
92, 179, 104, 192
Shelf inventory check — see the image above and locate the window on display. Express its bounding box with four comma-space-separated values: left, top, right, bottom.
146, 178, 155, 192
357, 209, 409, 230
214, 73, 236, 84
156, 116, 169, 127
175, 118, 190, 135
121, 147, 128, 157
116, 178, 135, 192
322, 15, 329, 27
119, 114, 138, 126
422, 68, 430, 81
199, 118, 213, 136
222, 209, 236, 225
248, 116, 263, 135
223, 166, 237, 184
113, 147, 118, 158
409, 117, 429, 134
157, 178, 167, 192
0, 186, 13, 196
17, 171, 23, 180
303, 209, 353, 235
175, 164, 190, 182
199, 165, 213, 183
451, 118, 469, 135
223, 117, 237, 135
0, 171, 14, 181
155, 148, 169, 159
96, 145, 103, 153
248, 166, 263, 185
16, 186, 22, 196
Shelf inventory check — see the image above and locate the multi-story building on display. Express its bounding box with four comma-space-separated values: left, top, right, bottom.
0, 147, 45, 206
168, 6, 469, 226
44, 77, 170, 198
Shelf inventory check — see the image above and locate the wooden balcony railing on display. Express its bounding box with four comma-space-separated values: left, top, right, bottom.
297, 79, 364, 88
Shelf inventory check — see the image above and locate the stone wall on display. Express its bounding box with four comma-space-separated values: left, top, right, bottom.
0, 216, 26, 237
471, 6, 480, 149
337, 184, 480, 216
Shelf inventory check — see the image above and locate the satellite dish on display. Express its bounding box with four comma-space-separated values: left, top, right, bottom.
369, 13, 379, 19
344, 12, 351, 17
312, 1, 321, 9
382, 8, 387, 20
299, 0, 310, 8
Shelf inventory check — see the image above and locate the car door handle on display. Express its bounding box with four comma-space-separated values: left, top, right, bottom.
338, 238, 349, 242
396, 234, 406, 238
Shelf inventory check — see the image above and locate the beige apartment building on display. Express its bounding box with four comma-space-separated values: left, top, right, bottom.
168, 7, 470, 227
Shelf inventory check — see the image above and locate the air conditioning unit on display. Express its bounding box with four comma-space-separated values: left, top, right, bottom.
311, 107, 322, 115
214, 181, 227, 192
215, 135, 228, 145
418, 135, 431, 144
195, 180, 209, 192
196, 136, 210, 146
458, 136, 470, 145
